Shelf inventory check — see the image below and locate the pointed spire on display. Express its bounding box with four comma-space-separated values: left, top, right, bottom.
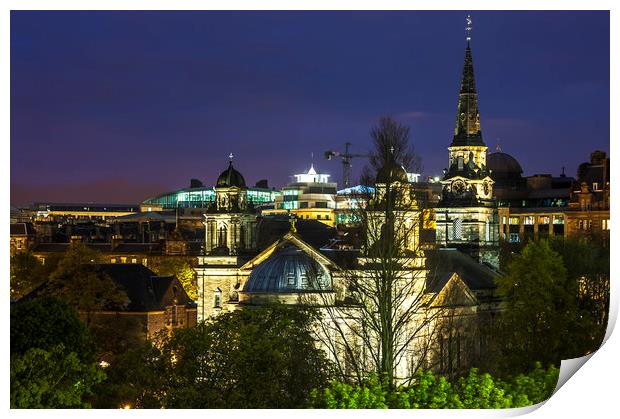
451, 15, 485, 148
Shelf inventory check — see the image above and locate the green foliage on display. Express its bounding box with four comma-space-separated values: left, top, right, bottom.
494, 240, 578, 372
309, 365, 559, 409
10, 297, 103, 408
501, 363, 560, 407
310, 375, 389, 408
11, 297, 95, 362
95, 304, 334, 408
152, 257, 197, 301
549, 236, 610, 353
10, 344, 105, 408
10, 251, 47, 300
45, 243, 129, 321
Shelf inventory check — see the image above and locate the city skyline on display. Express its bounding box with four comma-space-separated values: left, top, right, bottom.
10, 10, 610, 206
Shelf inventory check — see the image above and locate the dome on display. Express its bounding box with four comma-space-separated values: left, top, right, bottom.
216, 161, 246, 188
375, 160, 409, 184
243, 244, 332, 293
487, 152, 523, 176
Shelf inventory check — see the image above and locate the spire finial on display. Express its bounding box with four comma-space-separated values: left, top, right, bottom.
496, 138, 502, 152
465, 14, 472, 43
229, 152, 234, 162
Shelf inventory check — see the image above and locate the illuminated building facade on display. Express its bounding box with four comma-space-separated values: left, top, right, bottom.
142, 182, 278, 210
265, 165, 338, 227
496, 150, 610, 247
435, 36, 500, 269
32, 202, 139, 221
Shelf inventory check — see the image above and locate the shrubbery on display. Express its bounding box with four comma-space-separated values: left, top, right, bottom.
309, 363, 559, 409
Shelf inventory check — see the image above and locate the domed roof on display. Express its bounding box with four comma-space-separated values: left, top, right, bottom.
487, 152, 523, 175
216, 161, 246, 188
243, 244, 331, 293
376, 160, 409, 184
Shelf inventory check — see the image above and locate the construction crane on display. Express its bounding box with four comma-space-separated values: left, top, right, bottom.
324, 142, 371, 189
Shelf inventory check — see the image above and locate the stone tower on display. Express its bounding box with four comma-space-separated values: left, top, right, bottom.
435, 20, 500, 270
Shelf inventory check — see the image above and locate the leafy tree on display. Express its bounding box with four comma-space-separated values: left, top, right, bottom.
10, 298, 104, 408
11, 296, 95, 362
91, 343, 165, 409
549, 236, 610, 353
45, 243, 129, 324
494, 240, 577, 373
500, 363, 560, 407
152, 257, 197, 301
10, 344, 105, 408
10, 251, 47, 300
95, 304, 334, 408
309, 365, 559, 409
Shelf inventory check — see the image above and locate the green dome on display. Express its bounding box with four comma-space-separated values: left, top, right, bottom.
216, 161, 246, 188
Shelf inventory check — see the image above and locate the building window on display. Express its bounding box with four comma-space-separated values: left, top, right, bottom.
142, 258, 148, 266
316, 214, 322, 220
523, 216, 535, 225
110, 258, 116, 263
509, 217, 520, 225
509, 233, 520, 243
593, 182, 599, 191
287, 272, 296, 286
131, 258, 137, 264
214, 290, 222, 308
452, 218, 462, 240
539, 216, 550, 225
485, 221, 491, 242
553, 215, 564, 225
120, 257, 127, 263
603, 219, 610, 230
217, 226, 227, 247
300, 273, 309, 287
578, 220, 592, 230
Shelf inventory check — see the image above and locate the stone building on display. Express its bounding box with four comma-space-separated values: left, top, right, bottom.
196, 147, 499, 380
10, 222, 36, 256
489, 150, 609, 248
434, 37, 500, 270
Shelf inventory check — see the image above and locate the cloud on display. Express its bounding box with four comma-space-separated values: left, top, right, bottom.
395, 110, 436, 120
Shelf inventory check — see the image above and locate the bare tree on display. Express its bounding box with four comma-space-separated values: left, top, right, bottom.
305, 137, 441, 389
360, 116, 423, 186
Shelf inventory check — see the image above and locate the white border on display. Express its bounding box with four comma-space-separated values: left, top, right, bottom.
3, 1, 617, 418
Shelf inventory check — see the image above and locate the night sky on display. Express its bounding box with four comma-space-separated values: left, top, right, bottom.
10, 11, 609, 206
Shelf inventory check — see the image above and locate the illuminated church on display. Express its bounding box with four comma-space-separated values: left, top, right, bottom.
434, 25, 500, 270
195, 19, 500, 378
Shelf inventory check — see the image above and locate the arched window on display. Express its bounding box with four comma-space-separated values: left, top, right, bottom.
213, 289, 222, 308
217, 225, 227, 247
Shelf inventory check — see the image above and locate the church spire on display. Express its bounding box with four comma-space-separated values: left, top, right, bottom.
451, 15, 485, 147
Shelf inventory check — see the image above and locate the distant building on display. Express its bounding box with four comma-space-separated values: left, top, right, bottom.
21, 264, 197, 346
490, 150, 609, 246
32, 202, 139, 222
10, 222, 37, 255
265, 164, 338, 227
142, 179, 279, 210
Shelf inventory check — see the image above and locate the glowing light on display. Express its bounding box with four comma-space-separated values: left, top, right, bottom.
99, 360, 110, 368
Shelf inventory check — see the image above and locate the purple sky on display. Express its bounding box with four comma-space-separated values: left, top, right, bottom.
10, 11, 609, 206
